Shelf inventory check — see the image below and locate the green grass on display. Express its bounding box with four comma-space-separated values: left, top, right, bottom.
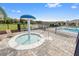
0, 24, 28, 31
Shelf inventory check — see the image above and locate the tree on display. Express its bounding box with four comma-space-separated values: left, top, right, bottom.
0, 7, 10, 30
0, 7, 7, 21
5, 17, 13, 29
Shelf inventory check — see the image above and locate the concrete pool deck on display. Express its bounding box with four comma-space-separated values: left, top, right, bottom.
0, 28, 76, 56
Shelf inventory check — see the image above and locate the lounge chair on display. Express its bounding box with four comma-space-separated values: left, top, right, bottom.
6, 30, 13, 38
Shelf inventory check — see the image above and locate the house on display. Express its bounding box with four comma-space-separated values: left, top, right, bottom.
66, 19, 79, 26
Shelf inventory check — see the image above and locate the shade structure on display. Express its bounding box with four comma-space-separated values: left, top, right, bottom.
20, 15, 36, 20
20, 15, 36, 40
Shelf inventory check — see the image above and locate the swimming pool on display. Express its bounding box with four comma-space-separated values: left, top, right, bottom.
62, 27, 79, 33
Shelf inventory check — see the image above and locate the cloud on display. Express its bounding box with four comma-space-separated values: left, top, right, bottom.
12, 10, 16, 12
71, 4, 79, 9
12, 10, 21, 13
71, 6, 77, 9
45, 3, 62, 8
17, 10, 21, 13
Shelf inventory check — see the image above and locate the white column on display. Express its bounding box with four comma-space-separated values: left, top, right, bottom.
28, 18, 30, 39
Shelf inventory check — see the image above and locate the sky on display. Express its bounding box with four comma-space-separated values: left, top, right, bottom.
0, 3, 79, 21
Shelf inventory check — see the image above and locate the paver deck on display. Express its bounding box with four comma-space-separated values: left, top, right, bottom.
0, 28, 76, 56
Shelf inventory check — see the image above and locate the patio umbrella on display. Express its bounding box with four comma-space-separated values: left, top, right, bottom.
20, 15, 36, 39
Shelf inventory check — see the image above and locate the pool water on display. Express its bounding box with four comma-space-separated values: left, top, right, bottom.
15, 34, 40, 45
63, 27, 79, 33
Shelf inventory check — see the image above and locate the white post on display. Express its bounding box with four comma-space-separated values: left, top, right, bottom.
28, 18, 30, 40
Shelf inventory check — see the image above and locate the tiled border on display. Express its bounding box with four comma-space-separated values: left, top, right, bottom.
8, 32, 45, 50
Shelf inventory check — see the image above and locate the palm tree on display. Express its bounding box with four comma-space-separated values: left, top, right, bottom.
0, 7, 7, 21
0, 7, 8, 29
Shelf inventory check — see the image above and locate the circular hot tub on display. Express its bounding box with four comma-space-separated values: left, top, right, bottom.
8, 32, 45, 50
